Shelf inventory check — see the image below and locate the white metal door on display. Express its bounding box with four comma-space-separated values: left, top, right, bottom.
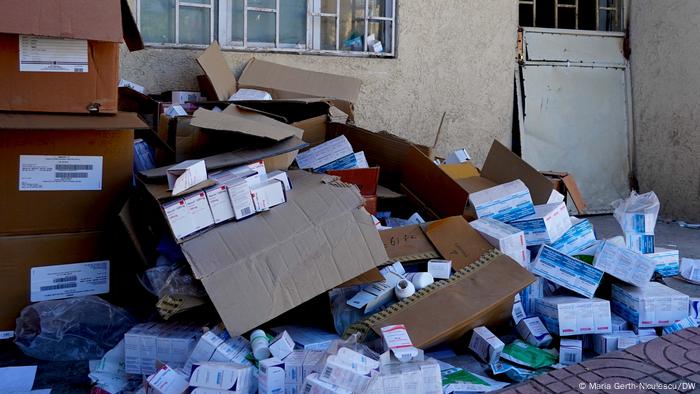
519, 27, 631, 213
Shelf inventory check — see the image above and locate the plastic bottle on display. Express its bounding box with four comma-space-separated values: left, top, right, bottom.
250, 329, 271, 360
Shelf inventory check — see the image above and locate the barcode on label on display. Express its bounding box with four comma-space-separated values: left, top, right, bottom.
322, 367, 332, 380
241, 207, 252, 216
54, 276, 77, 283
514, 309, 526, 321
55, 172, 89, 179
55, 164, 93, 171
40, 283, 77, 291
564, 352, 577, 362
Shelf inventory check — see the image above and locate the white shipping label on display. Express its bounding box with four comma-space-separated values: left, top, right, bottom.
19, 155, 103, 191
0, 331, 14, 340
19, 36, 88, 73
31, 261, 109, 302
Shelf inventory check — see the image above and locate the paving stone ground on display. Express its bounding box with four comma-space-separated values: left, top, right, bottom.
497, 328, 700, 394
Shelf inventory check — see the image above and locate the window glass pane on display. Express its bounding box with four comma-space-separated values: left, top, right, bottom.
249, 0, 275, 9
321, 17, 336, 50
558, 0, 575, 4
231, 0, 244, 42
140, 0, 175, 43
519, 3, 534, 27
184, 0, 211, 4
368, 0, 392, 18
179, 6, 211, 44
248, 10, 276, 43
321, 0, 337, 13
599, 8, 621, 31
557, 7, 576, 29
578, 0, 597, 30
535, 0, 556, 28
367, 20, 391, 53
599, 0, 616, 8
339, 0, 365, 51
280, 0, 307, 45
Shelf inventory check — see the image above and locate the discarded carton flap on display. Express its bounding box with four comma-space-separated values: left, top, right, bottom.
181, 171, 388, 335
196, 42, 238, 101
542, 171, 587, 214
455, 177, 499, 194
423, 216, 492, 270
0, 0, 142, 50
480, 140, 553, 205
139, 136, 307, 181
401, 146, 469, 219
367, 253, 535, 349
380, 225, 439, 262
440, 163, 481, 181
338, 268, 385, 287
0, 112, 147, 130
238, 58, 362, 103
376, 185, 403, 199
190, 107, 303, 141
142, 179, 217, 202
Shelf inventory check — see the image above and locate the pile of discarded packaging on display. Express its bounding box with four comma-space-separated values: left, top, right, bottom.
2, 2, 700, 394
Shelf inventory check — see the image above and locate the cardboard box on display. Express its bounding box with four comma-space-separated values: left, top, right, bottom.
147, 364, 190, 394
189, 362, 256, 393
381, 325, 420, 362
167, 160, 208, 195
611, 282, 689, 328
531, 246, 604, 299
402, 140, 555, 220
592, 331, 637, 354
0, 230, 107, 331
509, 202, 571, 246
205, 184, 236, 224
468, 180, 535, 223
259, 358, 286, 394
269, 331, 296, 360
124, 323, 201, 375
624, 232, 655, 254
516, 317, 552, 347
362, 253, 534, 349
548, 217, 597, 256
251, 179, 287, 212
648, 248, 680, 277
611, 313, 629, 332
302, 373, 352, 394
325, 168, 379, 197
162, 191, 215, 242
468, 326, 504, 364
592, 241, 656, 288
0, 0, 142, 113
0, 112, 143, 235
470, 218, 527, 267
542, 171, 587, 215
560, 339, 582, 365
180, 171, 388, 335
303, 351, 325, 379
534, 296, 612, 336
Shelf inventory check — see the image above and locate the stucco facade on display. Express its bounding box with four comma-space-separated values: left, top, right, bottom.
629, 1, 700, 221
121, 0, 518, 165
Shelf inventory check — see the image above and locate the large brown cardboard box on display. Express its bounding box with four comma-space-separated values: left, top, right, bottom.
0, 231, 107, 332
0, 112, 146, 235
0, 0, 143, 113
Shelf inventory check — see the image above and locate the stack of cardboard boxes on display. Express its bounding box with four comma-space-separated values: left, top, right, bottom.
0, 0, 145, 335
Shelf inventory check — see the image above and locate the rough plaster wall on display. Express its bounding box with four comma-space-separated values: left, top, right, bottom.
630, 1, 700, 221
121, 0, 517, 164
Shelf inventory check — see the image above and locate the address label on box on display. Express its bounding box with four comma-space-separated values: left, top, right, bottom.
19, 35, 88, 73
30, 261, 110, 302
0, 331, 14, 340
19, 155, 103, 191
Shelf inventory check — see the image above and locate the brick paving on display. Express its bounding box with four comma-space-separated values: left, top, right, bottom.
497, 328, 700, 394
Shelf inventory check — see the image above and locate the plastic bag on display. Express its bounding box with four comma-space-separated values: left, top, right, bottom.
15, 296, 135, 361
328, 287, 367, 336
611, 191, 660, 234
142, 265, 206, 298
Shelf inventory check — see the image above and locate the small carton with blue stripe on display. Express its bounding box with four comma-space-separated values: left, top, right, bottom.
647, 248, 680, 277
624, 232, 655, 254
470, 217, 528, 267
592, 241, 656, 288
516, 316, 552, 347
189, 362, 256, 393
534, 296, 612, 336
611, 282, 689, 328
662, 317, 698, 335
549, 217, 597, 256
468, 180, 535, 223
531, 245, 604, 299
690, 298, 700, 320
612, 191, 660, 234
509, 202, 572, 246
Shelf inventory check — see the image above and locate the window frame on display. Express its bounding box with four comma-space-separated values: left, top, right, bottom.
136, 0, 396, 58
518, 0, 624, 32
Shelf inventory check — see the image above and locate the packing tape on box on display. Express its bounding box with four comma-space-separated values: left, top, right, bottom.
344, 249, 501, 342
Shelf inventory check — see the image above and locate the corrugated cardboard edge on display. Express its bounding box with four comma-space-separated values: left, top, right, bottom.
0, 112, 147, 130
190, 107, 302, 141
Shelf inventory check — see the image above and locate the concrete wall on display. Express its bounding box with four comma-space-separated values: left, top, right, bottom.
121, 0, 518, 164
629, 1, 700, 221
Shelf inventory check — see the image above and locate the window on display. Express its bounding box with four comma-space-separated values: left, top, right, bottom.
136, 0, 395, 56
519, 0, 624, 31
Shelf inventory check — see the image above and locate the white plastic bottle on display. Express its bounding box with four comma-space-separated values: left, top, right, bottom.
250, 329, 271, 360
